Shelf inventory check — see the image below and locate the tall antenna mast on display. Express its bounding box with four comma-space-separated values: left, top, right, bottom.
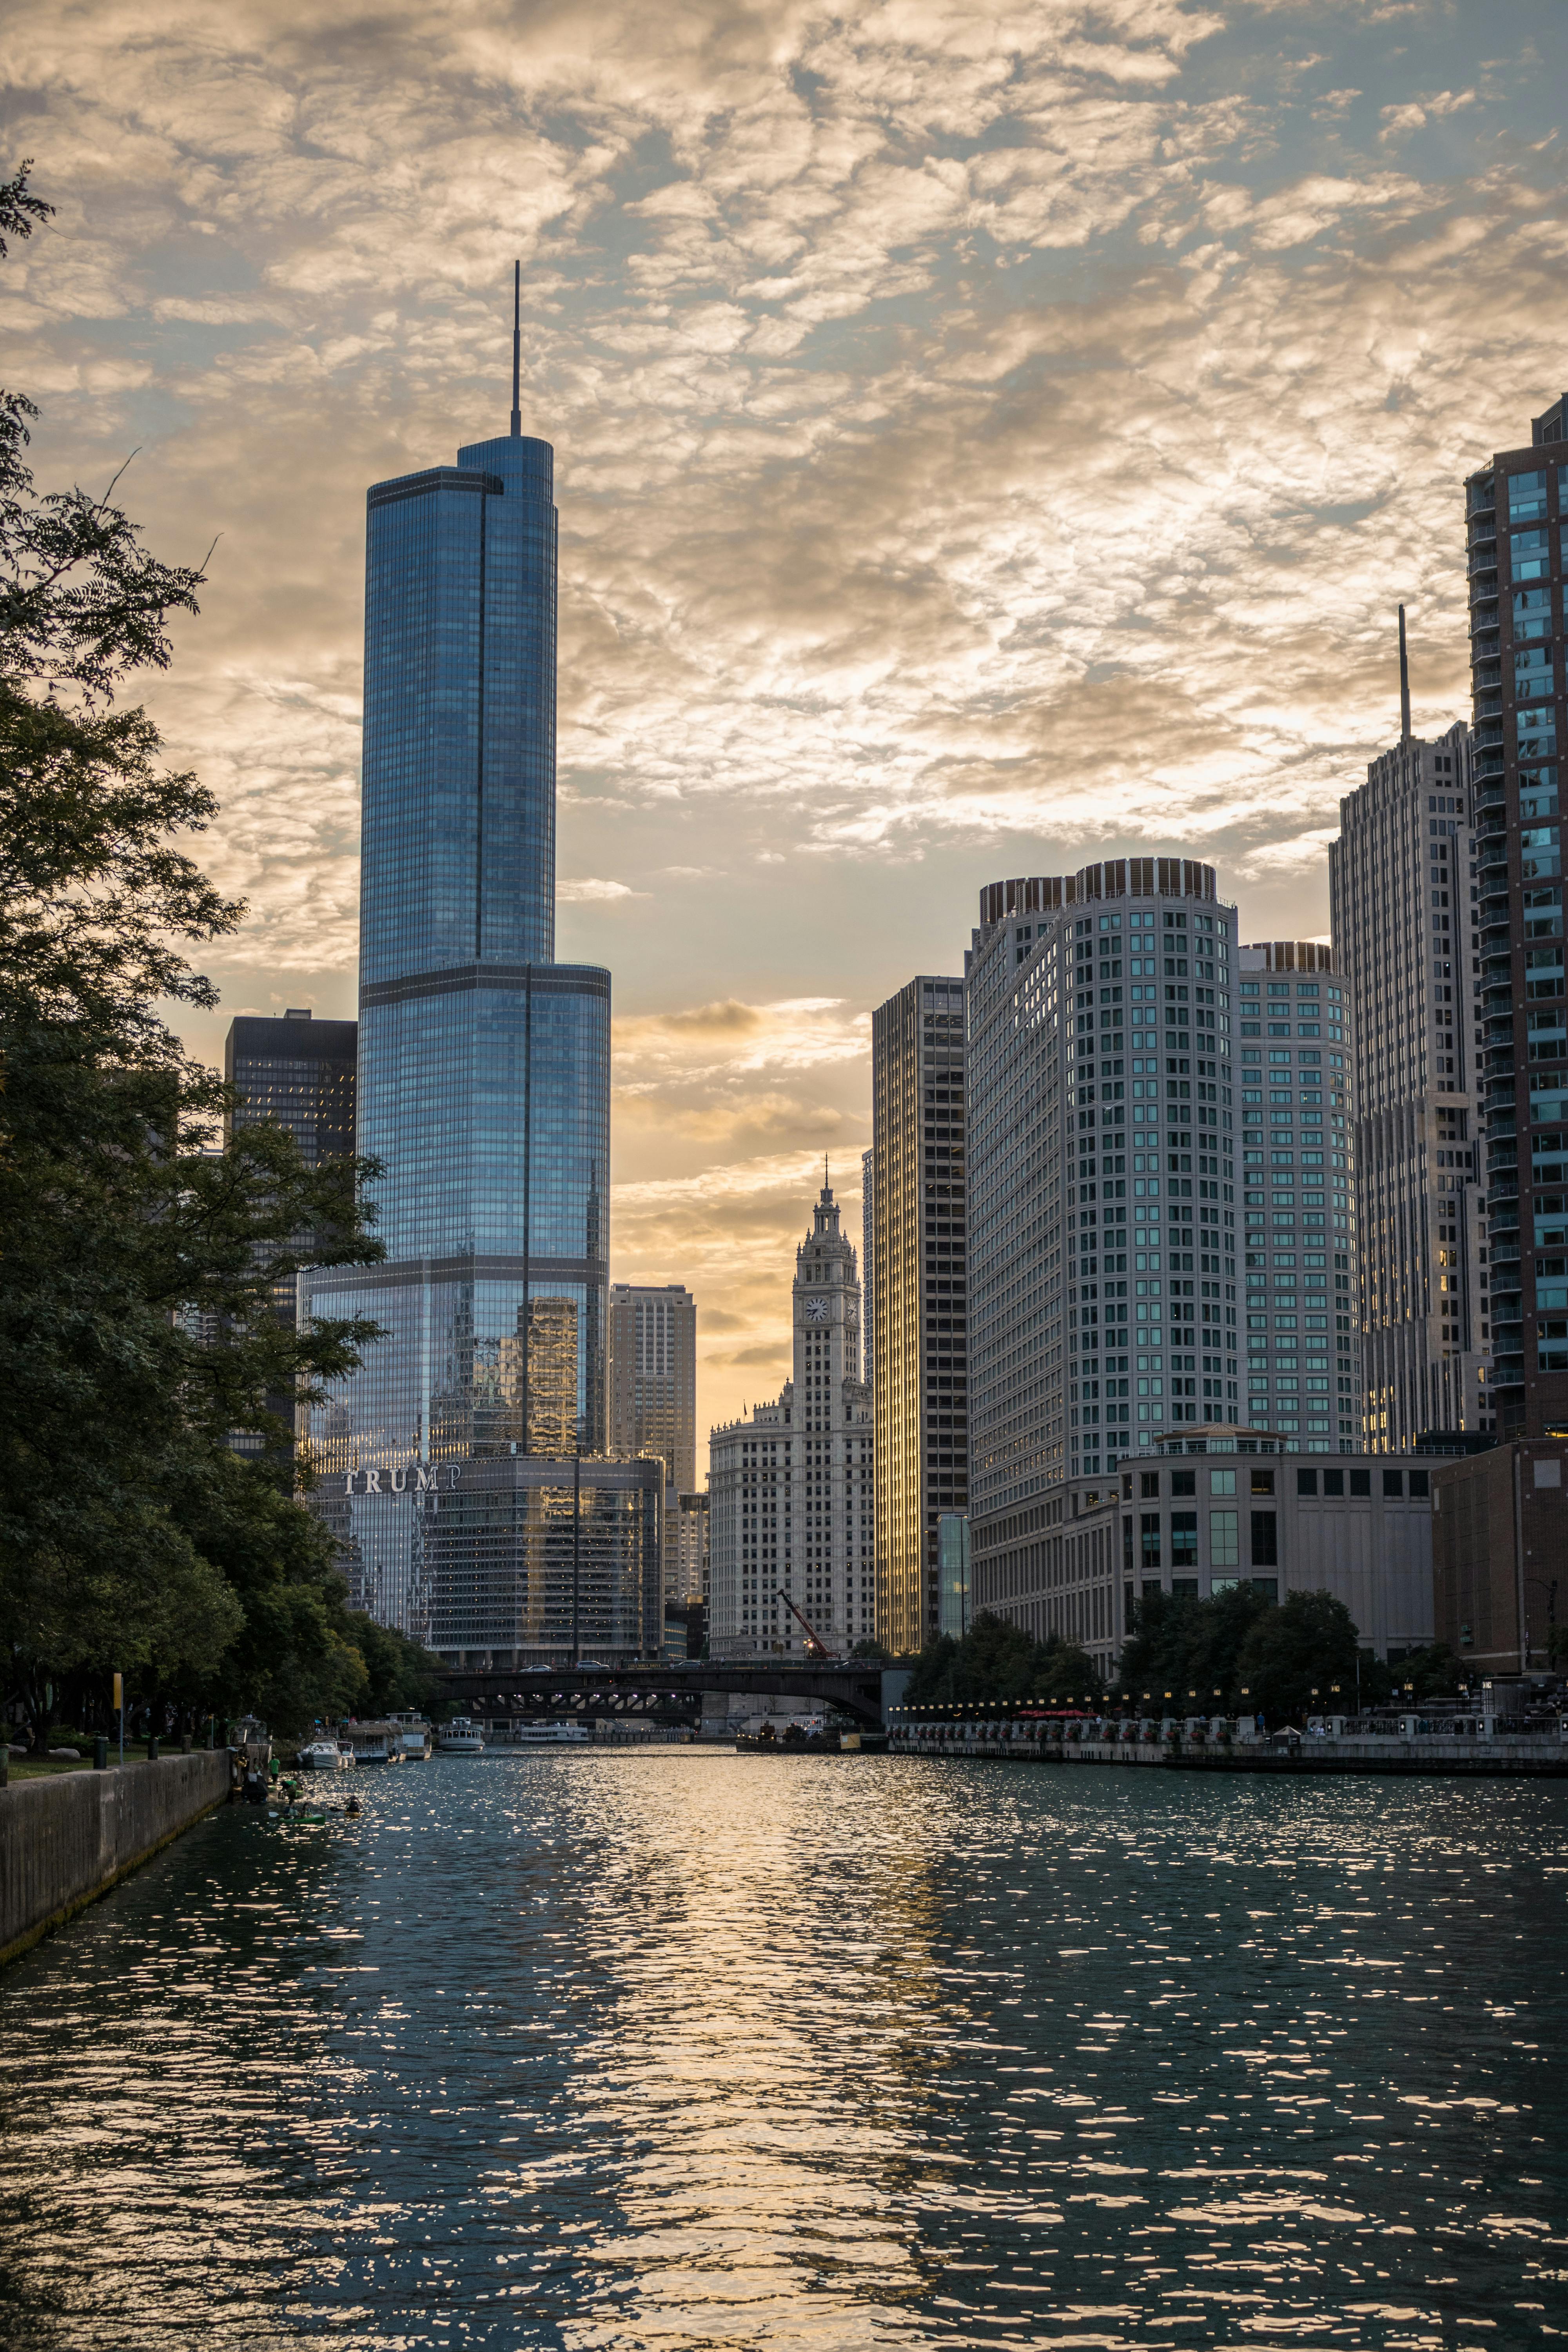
510, 259, 521, 438
1398, 604, 1412, 744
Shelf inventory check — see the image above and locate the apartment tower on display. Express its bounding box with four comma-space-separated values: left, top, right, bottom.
1330, 663, 1486, 1448
1236, 944, 1362, 1453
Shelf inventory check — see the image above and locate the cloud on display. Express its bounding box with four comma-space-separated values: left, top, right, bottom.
557, 875, 646, 900
8, 0, 1565, 1452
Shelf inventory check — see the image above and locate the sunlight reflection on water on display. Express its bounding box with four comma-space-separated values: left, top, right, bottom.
0, 1755, 1564, 2348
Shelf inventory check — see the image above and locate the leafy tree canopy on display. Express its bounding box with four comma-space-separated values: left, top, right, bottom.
904, 1613, 1103, 1708
0, 162, 387, 1746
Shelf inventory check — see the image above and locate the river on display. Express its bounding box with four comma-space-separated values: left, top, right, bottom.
0, 1751, 1562, 2348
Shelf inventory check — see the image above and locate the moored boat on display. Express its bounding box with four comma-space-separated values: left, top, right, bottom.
387, 1711, 433, 1759
339, 1720, 404, 1764
513, 1718, 590, 1747
298, 1738, 351, 1771
437, 1716, 485, 1756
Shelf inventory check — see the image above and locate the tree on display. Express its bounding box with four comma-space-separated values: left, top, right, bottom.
1117, 1583, 1272, 1710
1233, 1589, 1363, 1724
904, 1613, 1102, 1707
0, 163, 384, 1749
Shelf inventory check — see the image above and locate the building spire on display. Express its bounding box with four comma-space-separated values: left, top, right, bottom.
1398, 603, 1412, 744
510, 259, 522, 439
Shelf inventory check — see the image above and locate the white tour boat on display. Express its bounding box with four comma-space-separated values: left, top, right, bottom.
437, 1717, 485, 1755
298, 1738, 351, 1771
513, 1719, 590, 1747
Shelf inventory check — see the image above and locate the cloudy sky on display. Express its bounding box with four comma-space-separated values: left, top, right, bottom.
5, 0, 1564, 1455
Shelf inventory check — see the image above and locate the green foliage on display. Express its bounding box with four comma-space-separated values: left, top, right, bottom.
904, 1613, 1103, 1707
1117, 1583, 1274, 1710
849, 1637, 892, 1664
1231, 1589, 1363, 1722
0, 162, 386, 1748
1372, 1642, 1466, 1705
347, 1615, 445, 1720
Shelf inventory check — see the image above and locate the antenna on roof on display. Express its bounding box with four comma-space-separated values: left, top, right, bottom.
510, 260, 521, 438
1398, 604, 1412, 744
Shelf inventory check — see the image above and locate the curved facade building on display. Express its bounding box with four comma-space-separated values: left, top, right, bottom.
304, 421, 615, 1650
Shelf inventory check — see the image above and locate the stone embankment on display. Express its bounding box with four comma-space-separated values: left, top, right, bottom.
1, 1751, 232, 1967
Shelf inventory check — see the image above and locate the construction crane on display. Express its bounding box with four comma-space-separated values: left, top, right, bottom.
773, 1588, 835, 1661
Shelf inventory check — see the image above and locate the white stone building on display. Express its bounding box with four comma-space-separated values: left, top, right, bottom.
709, 1176, 873, 1657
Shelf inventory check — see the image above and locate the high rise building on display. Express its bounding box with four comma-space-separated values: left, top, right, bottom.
966, 858, 1240, 1545
412, 1453, 662, 1667
709, 1175, 872, 1657
303, 312, 615, 1647
221, 1008, 358, 1453
860, 1147, 875, 1394
226, 1009, 358, 1168
1330, 683, 1487, 1449
1236, 944, 1362, 1454
1430, 394, 1568, 1641
671, 1490, 708, 1608
869, 977, 967, 1656
1466, 396, 1568, 1439
608, 1285, 697, 1492
608, 1282, 697, 1610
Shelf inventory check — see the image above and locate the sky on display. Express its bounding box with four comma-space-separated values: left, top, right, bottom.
4, 0, 1566, 1462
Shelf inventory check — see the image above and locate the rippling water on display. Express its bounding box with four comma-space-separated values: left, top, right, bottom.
1, 1754, 1564, 2348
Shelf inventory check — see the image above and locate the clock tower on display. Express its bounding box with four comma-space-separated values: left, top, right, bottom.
707, 1168, 874, 1657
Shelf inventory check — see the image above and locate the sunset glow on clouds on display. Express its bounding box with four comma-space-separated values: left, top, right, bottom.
4, 0, 1565, 1451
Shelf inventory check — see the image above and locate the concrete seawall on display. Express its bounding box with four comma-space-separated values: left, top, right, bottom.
1, 1752, 232, 1968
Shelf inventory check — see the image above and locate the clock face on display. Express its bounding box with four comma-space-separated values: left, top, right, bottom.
804, 1297, 829, 1323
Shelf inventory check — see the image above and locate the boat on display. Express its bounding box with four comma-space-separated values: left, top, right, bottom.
735, 1715, 842, 1754
298, 1738, 351, 1772
387, 1711, 433, 1759
338, 1720, 404, 1764
512, 1718, 590, 1747
436, 1717, 485, 1755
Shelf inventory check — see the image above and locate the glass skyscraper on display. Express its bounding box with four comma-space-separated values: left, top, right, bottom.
869, 976, 967, 1656
304, 412, 615, 1651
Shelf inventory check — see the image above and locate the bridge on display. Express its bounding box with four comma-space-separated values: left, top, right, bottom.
436, 1661, 902, 1728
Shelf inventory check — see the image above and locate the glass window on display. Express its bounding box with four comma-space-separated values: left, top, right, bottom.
1210, 1468, 1236, 1494
1209, 1510, 1239, 1566
1297, 1467, 1318, 1495
1323, 1467, 1344, 1495
1250, 1510, 1278, 1567
1350, 1468, 1371, 1497
1383, 1468, 1404, 1497
1171, 1512, 1198, 1566
1250, 1469, 1275, 1495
